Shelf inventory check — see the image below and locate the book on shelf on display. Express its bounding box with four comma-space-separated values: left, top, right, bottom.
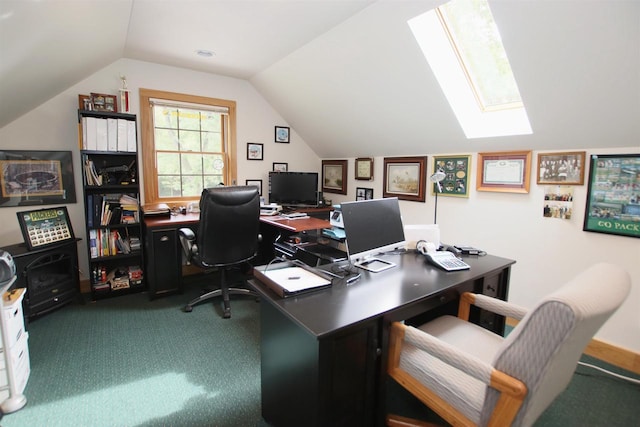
90, 228, 139, 258
89, 193, 137, 226
84, 159, 102, 186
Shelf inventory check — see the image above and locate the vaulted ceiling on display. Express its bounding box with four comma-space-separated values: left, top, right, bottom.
1, 0, 638, 158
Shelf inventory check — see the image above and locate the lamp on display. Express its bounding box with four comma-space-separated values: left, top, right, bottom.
429, 169, 446, 224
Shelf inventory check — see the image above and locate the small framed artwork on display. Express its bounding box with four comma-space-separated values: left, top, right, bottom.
383, 156, 427, 202
537, 151, 586, 185
355, 157, 374, 180
583, 153, 640, 238
477, 151, 531, 193
16, 206, 75, 250
90, 93, 117, 112
322, 159, 348, 195
356, 187, 374, 201
246, 179, 263, 196
247, 143, 264, 160
273, 162, 288, 172
432, 155, 471, 197
275, 126, 290, 143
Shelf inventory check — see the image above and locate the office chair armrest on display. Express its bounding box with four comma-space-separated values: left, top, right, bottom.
389, 322, 527, 402
178, 227, 196, 241
458, 292, 528, 322
395, 322, 494, 384
178, 227, 198, 264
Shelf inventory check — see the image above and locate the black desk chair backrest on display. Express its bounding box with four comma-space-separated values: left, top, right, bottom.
195, 185, 260, 267
180, 185, 260, 318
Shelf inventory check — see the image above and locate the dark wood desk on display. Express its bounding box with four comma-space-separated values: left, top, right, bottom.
251, 252, 515, 427
142, 212, 333, 298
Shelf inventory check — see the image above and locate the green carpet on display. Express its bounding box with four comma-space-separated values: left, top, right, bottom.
2, 283, 263, 427
2, 285, 638, 426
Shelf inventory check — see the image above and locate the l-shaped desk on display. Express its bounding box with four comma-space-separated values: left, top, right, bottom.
142, 209, 335, 298
251, 251, 515, 427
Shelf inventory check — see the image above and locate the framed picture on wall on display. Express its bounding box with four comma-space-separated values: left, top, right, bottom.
382, 156, 427, 202
246, 179, 263, 195
583, 153, 640, 238
322, 159, 347, 194
247, 143, 264, 160
477, 151, 531, 193
432, 155, 471, 197
356, 187, 374, 201
275, 126, 290, 143
537, 151, 586, 185
273, 162, 288, 172
0, 150, 77, 207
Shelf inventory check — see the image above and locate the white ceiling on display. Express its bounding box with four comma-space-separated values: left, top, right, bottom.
1, 0, 638, 158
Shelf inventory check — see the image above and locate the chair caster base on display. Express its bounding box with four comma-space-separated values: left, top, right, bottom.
223, 308, 231, 319
184, 305, 193, 313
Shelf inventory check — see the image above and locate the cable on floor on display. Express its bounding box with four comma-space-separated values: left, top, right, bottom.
577, 361, 640, 385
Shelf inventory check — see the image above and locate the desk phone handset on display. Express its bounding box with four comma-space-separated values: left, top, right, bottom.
417, 241, 470, 272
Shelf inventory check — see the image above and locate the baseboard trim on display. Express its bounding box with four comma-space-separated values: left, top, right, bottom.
506, 317, 640, 375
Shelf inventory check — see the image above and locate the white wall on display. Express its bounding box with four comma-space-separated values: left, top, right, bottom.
327, 151, 639, 353
0, 60, 637, 353
0, 58, 319, 282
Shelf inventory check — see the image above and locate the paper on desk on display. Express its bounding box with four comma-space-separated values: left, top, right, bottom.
262, 267, 330, 292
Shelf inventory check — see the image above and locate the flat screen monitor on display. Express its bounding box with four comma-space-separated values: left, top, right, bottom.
268, 172, 319, 207
340, 197, 406, 272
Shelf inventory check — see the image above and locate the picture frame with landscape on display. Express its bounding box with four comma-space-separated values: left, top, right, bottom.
382, 156, 427, 202
322, 159, 347, 194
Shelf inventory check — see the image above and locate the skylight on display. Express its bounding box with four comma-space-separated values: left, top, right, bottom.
408, 0, 532, 139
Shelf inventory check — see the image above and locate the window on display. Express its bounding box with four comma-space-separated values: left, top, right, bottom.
408, 0, 532, 138
140, 89, 237, 205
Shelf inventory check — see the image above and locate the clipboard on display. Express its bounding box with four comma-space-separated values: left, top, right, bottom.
253, 265, 331, 298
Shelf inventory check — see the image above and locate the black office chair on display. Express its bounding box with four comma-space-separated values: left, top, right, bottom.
179, 185, 260, 319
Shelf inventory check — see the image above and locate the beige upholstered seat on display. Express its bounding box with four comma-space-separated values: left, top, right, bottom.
387, 263, 631, 427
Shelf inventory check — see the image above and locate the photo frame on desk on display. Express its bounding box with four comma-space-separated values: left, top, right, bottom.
16, 206, 76, 250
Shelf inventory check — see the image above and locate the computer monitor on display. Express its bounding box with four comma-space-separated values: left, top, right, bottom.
268, 171, 319, 207
340, 197, 406, 272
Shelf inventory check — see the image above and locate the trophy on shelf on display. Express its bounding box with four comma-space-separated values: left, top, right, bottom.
119, 75, 131, 113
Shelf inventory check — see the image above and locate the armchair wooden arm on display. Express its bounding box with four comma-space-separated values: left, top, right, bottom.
387, 321, 527, 427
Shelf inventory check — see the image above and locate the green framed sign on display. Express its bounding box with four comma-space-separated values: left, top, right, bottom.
583, 153, 640, 238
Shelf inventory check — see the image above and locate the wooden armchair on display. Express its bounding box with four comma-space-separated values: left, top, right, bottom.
387, 263, 630, 427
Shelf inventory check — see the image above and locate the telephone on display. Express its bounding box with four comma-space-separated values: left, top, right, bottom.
416, 240, 470, 271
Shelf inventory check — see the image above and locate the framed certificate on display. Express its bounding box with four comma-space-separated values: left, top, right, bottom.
477, 151, 531, 193
355, 158, 373, 180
